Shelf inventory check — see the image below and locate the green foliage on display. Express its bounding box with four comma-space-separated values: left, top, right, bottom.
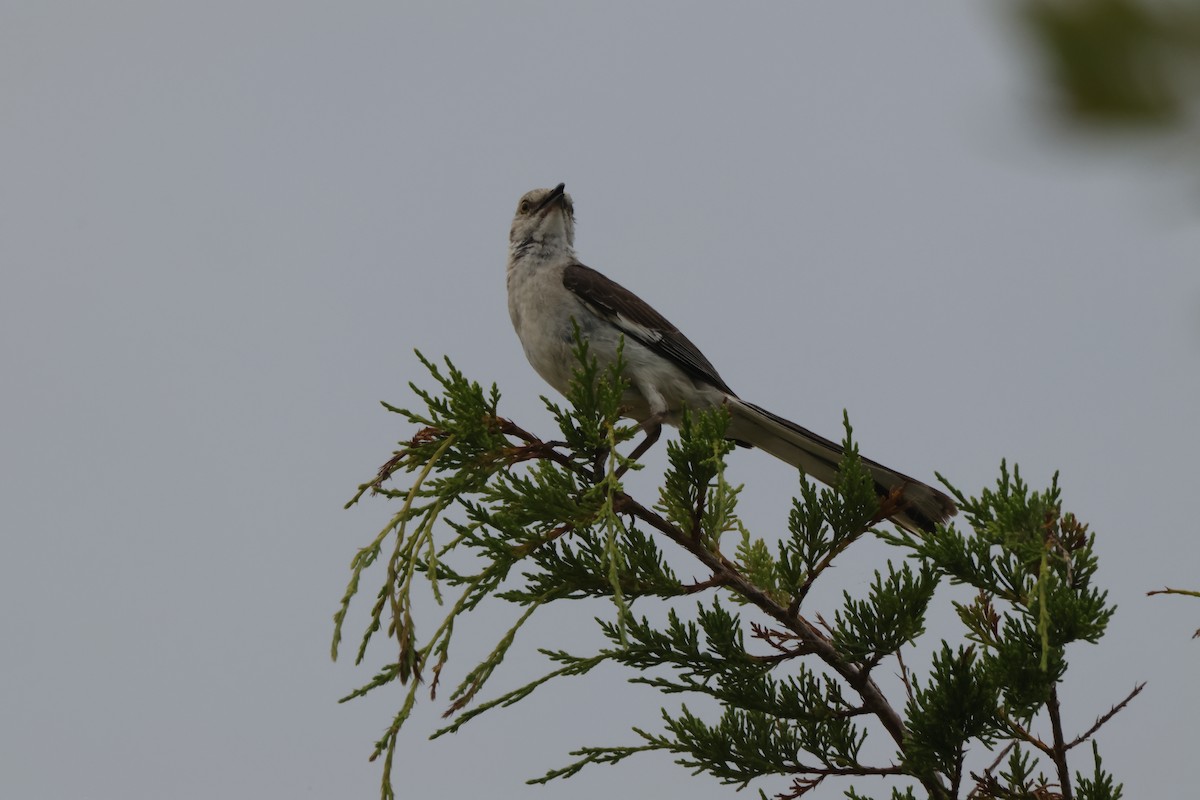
903, 645, 1001, 788
657, 407, 742, 550
336, 350, 1136, 800
846, 788, 917, 800
882, 463, 1116, 721
833, 562, 937, 667
1076, 742, 1123, 800
1020, 0, 1200, 126
738, 423, 884, 611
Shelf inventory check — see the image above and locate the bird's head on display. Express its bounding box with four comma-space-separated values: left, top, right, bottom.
509, 183, 575, 259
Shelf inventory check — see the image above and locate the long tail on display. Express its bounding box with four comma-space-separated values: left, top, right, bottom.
725, 398, 956, 534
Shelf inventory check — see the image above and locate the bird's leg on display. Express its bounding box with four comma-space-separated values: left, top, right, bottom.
614, 414, 665, 478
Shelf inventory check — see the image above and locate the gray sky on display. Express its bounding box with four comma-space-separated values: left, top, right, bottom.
2, 3, 1198, 799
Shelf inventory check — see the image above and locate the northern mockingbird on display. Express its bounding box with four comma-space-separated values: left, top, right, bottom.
506, 183, 956, 533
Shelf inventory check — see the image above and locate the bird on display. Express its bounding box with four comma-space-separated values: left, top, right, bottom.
505, 183, 956, 533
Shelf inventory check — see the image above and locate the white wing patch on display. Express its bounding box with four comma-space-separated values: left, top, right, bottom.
613, 312, 664, 344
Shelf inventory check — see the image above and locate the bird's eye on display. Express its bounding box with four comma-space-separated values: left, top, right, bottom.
519, 201, 531, 214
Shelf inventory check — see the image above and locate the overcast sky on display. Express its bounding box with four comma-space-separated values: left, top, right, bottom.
2, 3, 1198, 799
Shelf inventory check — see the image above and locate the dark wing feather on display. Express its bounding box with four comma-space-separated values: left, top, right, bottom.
562, 263, 735, 395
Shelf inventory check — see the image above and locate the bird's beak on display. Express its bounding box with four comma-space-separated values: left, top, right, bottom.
534, 183, 566, 213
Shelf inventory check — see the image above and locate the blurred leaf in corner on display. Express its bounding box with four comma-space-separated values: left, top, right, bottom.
1021, 0, 1200, 127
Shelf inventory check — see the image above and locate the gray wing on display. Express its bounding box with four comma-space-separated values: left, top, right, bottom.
562, 263, 735, 395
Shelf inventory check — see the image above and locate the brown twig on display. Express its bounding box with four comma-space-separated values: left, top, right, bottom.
984, 741, 1016, 776
1147, 586, 1200, 598
363, 425, 452, 495
1046, 685, 1074, 800
1065, 682, 1145, 750
509, 523, 577, 558
1000, 711, 1053, 754
791, 517, 876, 610
493, 418, 589, 477
749, 623, 814, 661
683, 575, 730, 594
966, 742, 1016, 799
480, 419, 952, 798
751, 623, 803, 652
895, 645, 915, 704
776, 764, 907, 799
609, 490, 951, 800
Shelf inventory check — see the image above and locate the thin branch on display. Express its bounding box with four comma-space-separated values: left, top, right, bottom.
510, 522, 577, 558
747, 625, 816, 665
1147, 586, 1200, 598
683, 575, 730, 594
493, 417, 590, 477
786, 486, 903, 612
775, 775, 824, 800
1146, 588, 1200, 637
610, 491, 952, 800
984, 742, 1016, 776
792, 523, 871, 606
750, 623, 808, 654
1065, 682, 1145, 750
895, 645, 915, 704
966, 742, 1016, 799
1000, 711, 1053, 755
777, 762, 905, 798
1046, 685, 1074, 800
792, 763, 904, 777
